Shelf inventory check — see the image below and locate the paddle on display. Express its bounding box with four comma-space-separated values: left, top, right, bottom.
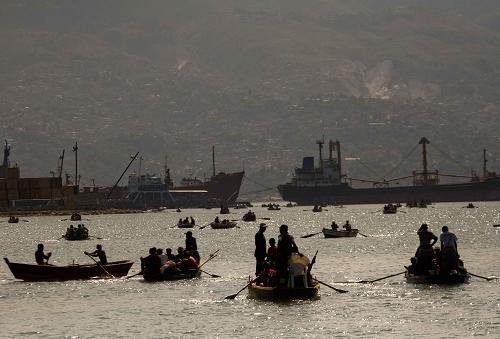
198, 249, 220, 268
84, 252, 115, 278
199, 223, 212, 230
200, 269, 221, 278
469, 272, 498, 281
301, 231, 322, 238
88, 235, 103, 240
259, 217, 271, 220
225, 276, 260, 300
493, 224, 500, 227
358, 232, 368, 238
357, 271, 405, 283
313, 278, 349, 293
125, 271, 143, 279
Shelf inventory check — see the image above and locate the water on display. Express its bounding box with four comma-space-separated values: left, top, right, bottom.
1, 203, 499, 338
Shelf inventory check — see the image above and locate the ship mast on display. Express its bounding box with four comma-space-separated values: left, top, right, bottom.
483, 148, 488, 178
212, 146, 216, 177
316, 138, 324, 170
58, 149, 65, 178
336, 140, 342, 175
72, 141, 78, 187
419, 137, 430, 184
164, 155, 173, 189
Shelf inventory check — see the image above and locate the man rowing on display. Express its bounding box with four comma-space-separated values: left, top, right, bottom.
35, 243, 51, 265
415, 224, 437, 273
276, 224, 299, 286
84, 244, 107, 264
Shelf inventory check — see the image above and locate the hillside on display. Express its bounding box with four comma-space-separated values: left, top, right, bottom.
1, 0, 500, 198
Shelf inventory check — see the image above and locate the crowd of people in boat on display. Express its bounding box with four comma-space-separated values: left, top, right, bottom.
330, 220, 352, 231
178, 217, 195, 226
383, 203, 397, 214
407, 224, 466, 277
406, 200, 431, 208
65, 224, 89, 239
141, 231, 200, 279
312, 205, 323, 212
243, 210, 256, 221
212, 216, 233, 224
219, 206, 230, 214
254, 223, 314, 288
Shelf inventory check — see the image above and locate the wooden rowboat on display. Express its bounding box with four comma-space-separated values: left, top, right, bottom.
211, 221, 237, 229
70, 212, 82, 221
143, 269, 201, 282
405, 269, 470, 284
3, 258, 133, 281
248, 281, 320, 300
242, 213, 256, 222
64, 234, 90, 241
322, 228, 358, 238
177, 223, 194, 229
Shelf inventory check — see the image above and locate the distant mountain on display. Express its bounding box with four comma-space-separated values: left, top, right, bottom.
1, 0, 500, 198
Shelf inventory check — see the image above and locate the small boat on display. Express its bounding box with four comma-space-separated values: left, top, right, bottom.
211, 221, 237, 229
322, 228, 359, 238
70, 212, 82, 221
177, 222, 194, 229
405, 269, 470, 284
64, 234, 90, 241
220, 206, 230, 214
3, 258, 133, 281
268, 204, 280, 211
312, 206, 322, 212
465, 203, 476, 209
383, 204, 397, 214
143, 269, 201, 282
248, 280, 320, 300
8, 216, 19, 223
285, 202, 295, 208
242, 211, 256, 222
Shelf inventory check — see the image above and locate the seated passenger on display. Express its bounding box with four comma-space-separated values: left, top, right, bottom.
142, 247, 161, 277
157, 248, 169, 265
35, 243, 51, 265
331, 222, 339, 231
166, 248, 175, 260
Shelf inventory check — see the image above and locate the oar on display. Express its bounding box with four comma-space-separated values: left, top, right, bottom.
259, 217, 271, 220
84, 252, 115, 278
313, 278, 348, 293
357, 271, 405, 283
198, 249, 220, 268
493, 224, 500, 227
357, 232, 368, 237
88, 235, 103, 240
200, 269, 221, 278
199, 223, 212, 230
469, 272, 498, 281
301, 231, 322, 238
225, 276, 260, 300
125, 271, 143, 279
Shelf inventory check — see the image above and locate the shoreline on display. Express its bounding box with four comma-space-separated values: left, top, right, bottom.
0, 208, 149, 218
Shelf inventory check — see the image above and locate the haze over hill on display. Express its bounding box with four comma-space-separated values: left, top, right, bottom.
1, 0, 500, 198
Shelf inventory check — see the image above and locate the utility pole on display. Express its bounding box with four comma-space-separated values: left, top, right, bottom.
483, 148, 488, 177
212, 146, 216, 177
58, 149, 65, 178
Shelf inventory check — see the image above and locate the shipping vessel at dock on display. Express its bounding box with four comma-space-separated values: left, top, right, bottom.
278, 137, 500, 205
165, 146, 244, 206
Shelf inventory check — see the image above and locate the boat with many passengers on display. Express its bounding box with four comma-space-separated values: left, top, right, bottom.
143, 268, 201, 282
211, 221, 237, 229
405, 269, 470, 284
3, 258, 133, 281
278, 138, 500, 205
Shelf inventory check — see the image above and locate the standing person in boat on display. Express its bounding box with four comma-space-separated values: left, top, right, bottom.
440, 226, 459, 275
185, 231, 200, 262
415, 223, 438, 273
214, 216, 220, 224
276, 224, 299, 286
254, 223, 267, 275
35, 243, 51, 265
84, 244, 107, 265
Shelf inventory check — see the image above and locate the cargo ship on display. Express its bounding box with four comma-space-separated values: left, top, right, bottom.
165, 147, 244, 206
278, 138, 500, 205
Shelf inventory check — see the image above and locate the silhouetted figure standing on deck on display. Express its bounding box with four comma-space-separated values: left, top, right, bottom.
254, 223, 267, 275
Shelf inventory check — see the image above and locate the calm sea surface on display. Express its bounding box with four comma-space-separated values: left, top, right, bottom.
0, 202, 499, 338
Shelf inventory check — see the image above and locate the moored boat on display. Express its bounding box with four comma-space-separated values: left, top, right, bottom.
248, 280, 320, 300
322, 228, 358, 238
211, 221, 237, 229
3, 258, 133, 281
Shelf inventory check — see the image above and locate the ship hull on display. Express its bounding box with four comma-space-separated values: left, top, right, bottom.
278, 177, 500, 205
173, 171, 244, 205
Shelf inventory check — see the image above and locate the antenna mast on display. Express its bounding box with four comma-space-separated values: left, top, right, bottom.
483, 148, 488, 177
316, 138, 324, 169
